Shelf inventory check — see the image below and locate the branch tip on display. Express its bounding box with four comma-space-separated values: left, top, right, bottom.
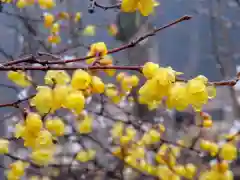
182, 15, 192, 21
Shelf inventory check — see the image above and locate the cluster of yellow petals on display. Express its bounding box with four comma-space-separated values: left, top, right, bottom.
76, 149, 96, 162
0, 0, 12, 3
83, 25, 96, 36
121, 0, 160, 16
3, 0, 160, 49
86, 42, 108, 64
74, 12, 82, 23
38, 0, 55, 9
45, 117, 65, 136
7, 161, 28, 180
13, 112, 62, 166
200, 161, 234, 180
56, 12, 70, 20
13, 63, 104, 115
111, 122, 200, 179
0, 139, 9, 154
200, 139, 238, 160
43, 11, 82, 44
8, 71, 31, 87
14, 0, 55, 9
78, 114, 93, 134
108, 24, 118, 36
102, 72, 140, 104
199, 111, 213, 128
140, 62, 216, 111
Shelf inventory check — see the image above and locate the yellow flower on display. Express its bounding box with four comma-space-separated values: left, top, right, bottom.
9, 161, 26, 177
45, 117, 65, 136
25, 112, 43, 134
185, 163, 196, 179
139, 66, 176, 107
108, 24, 118, 36
63, 90, 85, 114
45, 70, 70, 85
219, 143, 237, 161
111, 122, 124, 138
90, 42, 108, 56
120, 75, 139, 92
8, 71, 31, 87
35, 130, 53, 148
121, 0, 156, 16
38, 0, 55, 9
51, 23, 60, 34
1, 0, 12, 3
57, 12, 70, 20
85, 42, 108, 64
142, 62, 159, 79
0, 139, 9, 154
91, 76, 105, 94
74, 12, 82, 23
48, 34, 61, 44
31, 149, 54, 165
187, 75, 208, 111
78, 114, 93, 134
16, 0, 27, 8
6, 171, 20, 180
83, 25, 95, 36
105, 84, 118, 98
166, 82, 188, 111
43, 13, 54, 28
22, 135, 37, 149
71, 69, 91, 90
30, 86, 53, 114
76, 149, 96, 162
52, 85, 70, 111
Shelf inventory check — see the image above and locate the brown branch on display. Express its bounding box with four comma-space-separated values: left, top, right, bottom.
0, 65, 142, 71
211, 78, 239, 86
0, 15, 191, 67
0, 95, 34, 108
47, 15, 192, 65
37, 52, 60, 60
0, 64, 239, 87
94, 2, 121, 11
2, 55, 37, 66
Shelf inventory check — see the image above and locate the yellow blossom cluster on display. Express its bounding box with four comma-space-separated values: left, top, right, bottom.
26, 68, 104, 115
44, 11, 82, 44
200, 140, 238, 160
103, 72, 139, 104
7, 48, 109, 115
108, 24, 118, 36
139, 62, 216, 111
8, 71, 31, 88
121, 0, 160, 16
0, 139, 9, 154
111, 122, 200, 179
110, 116, 239, 180
76, 149, 96, 162
83, 25, 96, 36
14, 0, 56, 9
2, 0, 160, 47
199, 161, 234, 180
14, 112, 59, 165
6, 161, 28, 180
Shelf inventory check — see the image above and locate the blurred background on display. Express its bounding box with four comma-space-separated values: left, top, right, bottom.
0, 0, 239, 179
